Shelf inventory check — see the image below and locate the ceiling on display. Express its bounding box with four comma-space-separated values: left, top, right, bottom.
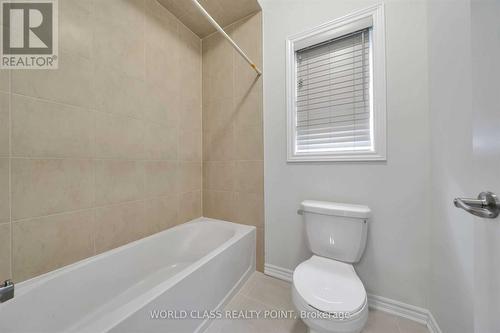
157, 0, 261, 38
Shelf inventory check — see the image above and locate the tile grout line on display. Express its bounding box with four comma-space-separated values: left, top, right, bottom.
9, 190, 201, 225
91, 0, 96, 256
8, 156, 202, 162
199, 33, 204, 218
8, 68, 12, 280
174, 14, 181, 223
141, 0, 148, 227
9, 91, 181, 128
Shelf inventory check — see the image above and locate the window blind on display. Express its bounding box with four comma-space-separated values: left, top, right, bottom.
295, 28, 372, 154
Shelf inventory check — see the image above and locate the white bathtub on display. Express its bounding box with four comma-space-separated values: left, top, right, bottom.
0, 218, 256, 333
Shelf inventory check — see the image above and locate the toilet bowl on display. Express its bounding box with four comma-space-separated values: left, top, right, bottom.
292, 256, 368, 333
292, 201, 370, 333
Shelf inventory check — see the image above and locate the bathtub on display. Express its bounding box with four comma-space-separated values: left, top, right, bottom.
0, 218, 256, 333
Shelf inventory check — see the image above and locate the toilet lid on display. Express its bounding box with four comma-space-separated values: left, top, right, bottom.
293, 256, 366, 315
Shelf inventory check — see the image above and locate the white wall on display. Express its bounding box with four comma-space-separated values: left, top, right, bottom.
261, 0, 431, 307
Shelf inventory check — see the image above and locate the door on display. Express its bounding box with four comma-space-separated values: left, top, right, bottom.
452, 1, 500, 331
469, 1, 499, 331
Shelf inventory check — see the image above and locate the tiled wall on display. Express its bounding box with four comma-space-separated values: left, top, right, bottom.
0, 0, 202, 283
202, 13, 264, 271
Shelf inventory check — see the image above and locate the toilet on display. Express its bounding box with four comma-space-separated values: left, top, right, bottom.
292, 200, 370, 333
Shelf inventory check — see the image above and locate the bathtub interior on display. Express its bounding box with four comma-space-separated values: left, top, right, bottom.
0, 219, 250, 333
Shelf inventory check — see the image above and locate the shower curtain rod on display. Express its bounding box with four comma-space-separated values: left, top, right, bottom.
191, 0, 262, 76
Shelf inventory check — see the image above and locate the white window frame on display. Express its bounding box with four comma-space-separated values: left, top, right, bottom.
286, 4, 387, 162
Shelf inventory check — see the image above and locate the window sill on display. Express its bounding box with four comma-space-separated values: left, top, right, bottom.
287, 153, 387, 163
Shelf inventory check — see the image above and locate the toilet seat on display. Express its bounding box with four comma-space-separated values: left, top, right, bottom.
293, 255, 367, 316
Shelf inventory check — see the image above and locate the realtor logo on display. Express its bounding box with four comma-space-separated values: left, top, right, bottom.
1, 0, 58, 69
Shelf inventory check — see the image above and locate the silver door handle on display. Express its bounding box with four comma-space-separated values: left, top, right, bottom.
454, 191, 500, 219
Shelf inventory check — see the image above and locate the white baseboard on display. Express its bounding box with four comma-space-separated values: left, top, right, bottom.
265, 263, 294, 282
367, 294, 428, 324
426, 311, 443, 333
264, 263, 442, 333
368, 294, 441, 333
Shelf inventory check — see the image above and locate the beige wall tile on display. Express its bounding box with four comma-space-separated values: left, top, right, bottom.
235, 161, 263, 194
93, 16, 145, 81
202, 12, 263, 245
145, 0, 179, 51
0, 223, 10, 281
95, 201, 146, 254
144, 1, 180, 89
234, 51, 262, 97
203, 161, 235, 191
202, 36, 234, 102
3, 0, 204, 282
0, 159, 8, 224
203, 190, 237, 222
94, 66, 145, 119
179, 129, 202, 161
0, 92, 9, 157
143, 83, 180, 126
230, 12, 262, 68
235, 192, 264, 228
11, 159, 94, 221
11, 53, 93, 109
202, 37, 212, 80
234, 79, 262, 129
178, 22, 201, 56
203, 98, 234, 132
179, 34, 201, 105
178, 191, 202, 224
203, 128, 235, 161
12, 210, 94, 282
144, 195, 178, 234
143, 122, 177, 160
203, 34, 233, 81
11, 95, 95, 158
234, 124, 263, 160
179, 29, 202, 124
180, 68, 201, 104
95, 111, 145, 159
143, 8, 180, 98
95, 160, 144, 206
207, 69, 234, 102
0, 70, 9, 93
202, 72, 211, 108
94, 0, 145, 30
145, 43, 179, 91
178, 162, 202, 193
144, 161, 177, 197
179, 98, 201, 132
59, 0, 93, 59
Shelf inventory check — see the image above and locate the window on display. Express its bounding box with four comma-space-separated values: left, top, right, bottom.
286, 4, 386, 162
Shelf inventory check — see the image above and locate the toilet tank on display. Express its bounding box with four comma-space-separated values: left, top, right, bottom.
300, 200, 370, 263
